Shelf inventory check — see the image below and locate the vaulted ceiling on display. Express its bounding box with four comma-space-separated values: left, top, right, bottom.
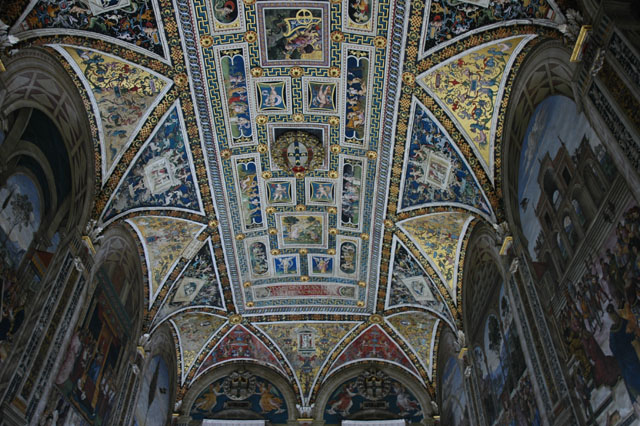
5, 0, 564, 406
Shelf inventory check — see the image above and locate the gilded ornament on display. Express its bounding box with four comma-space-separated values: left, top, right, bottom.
243, 281, 251, 288
295, 171, 305, 179
384, 219, 394, 228
174, 73, 188, 86
369, 314, 383, 323
329, 228, 338, 235
360, 233, 369, 241
269, 227, 278, 235
328, 170, 338, 178
330, 144, 341, 154
331, 31, 344, 43
208, 219, 219, 228
328, 66, 340, 77
251, 67, 264, 77
244, 0, 255, 4
272, 130, 324, 174
221, 149, 232, 159
328, 116, 340, 126
200, 35, 213, 48
328, 248, 336, 255
374, 36, 386, 48
299, 248, 308, 255
246, 301, 254, 307
402, 72, 415, 86
266, 206, 276, 214
271, 249, 281, 255
301, 275, 310, 282
262, 171, 272, 179
257, 143, 268, 153
357, 301, 365, 307
244, 31, 257, 43
235, 233, 245, 241
366, 150, 377, 159
295, 204, 306, 211
328, 207, 337, 214
290, 66, 304, 77
256, 115, 268, 125
358, 281, 366, 287
292, 113, 304, 122
229, 314, 243, 324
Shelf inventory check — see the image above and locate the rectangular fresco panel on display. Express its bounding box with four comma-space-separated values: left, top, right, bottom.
253, 283, 356, 300
216, 45, 255, 146
245, 237, 271, 278
233, 156, 266, 232
339, 156, 365, 231
208, 0, 245, 33
342, 46, 372, 146
342, 0, 377, 34
336, 236, 359, 279
276, 213, 326, 248
256, 2, 330, 67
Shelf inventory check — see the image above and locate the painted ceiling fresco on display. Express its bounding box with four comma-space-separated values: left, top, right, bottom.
6, 0, 564, 408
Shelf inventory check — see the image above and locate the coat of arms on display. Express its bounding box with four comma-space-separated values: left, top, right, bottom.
272, 130, 324, 174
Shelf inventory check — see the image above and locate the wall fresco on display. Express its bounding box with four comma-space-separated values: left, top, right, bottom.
398, 212, 472, 299
387, 312, 437, 372
329, 325, 419, 376
422, 0, 552, 54
133, 355, 170, 426
173, 313, 226, 378
103, 107, 201, 221
256, 322, 357, 397
401, 99, 491, 217
156, 240, 224, 321
62, 47, 168, 179
441, 355, 471, 426
195, 325, 283, 377
324, 374, 424, 424
22, 0, 165, 57
128, 216, 204, 301
419, 36, 530, 177
190, 375, 288, 423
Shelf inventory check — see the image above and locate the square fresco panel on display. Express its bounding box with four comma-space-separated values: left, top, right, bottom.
265, 178, 296, 206
257, 2, 330, 67
303, 78, 339, 115
306, 178, 336, 206
276, 213, 326, 248
255, 78, 292, 114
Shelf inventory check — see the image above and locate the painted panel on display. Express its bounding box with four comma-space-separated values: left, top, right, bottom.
195, 325, 283, 377
173, 313, 226, 379
103, 106, 202, 221
157, 240, 224, 321
256, 322, 357, 397
256, 2, 330, 67
343, 48, 371, 146
419, 36, 531, 178
0, 173, 41, 271
60, 47, 169, 180
233, 155, 266, 232
190, 375, 288, 422
255, 78, 291, 114
276, 213, 326, 248
324, 375, 423, 424
441, 355, 470, 426
400, 98, 492, 217
339, 156, 365, 232
21, 0, 165, 57
128, 216, 205, 303
387, 312, 437, 373
303, 77, 339, 115
252, 284, 356, 300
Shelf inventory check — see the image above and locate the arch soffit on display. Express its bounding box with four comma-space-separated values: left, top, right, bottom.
0, 47, 96, 233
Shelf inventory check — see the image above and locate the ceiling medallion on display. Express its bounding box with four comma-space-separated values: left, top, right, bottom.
243, 0, 255, 5
256, 115, 268, 125
369, 313, 383, 323
328, 206, 337, 214
327, 248, 336, 255
290, 66, 304, 78
295, 204, 306, 211
208, 219, 219, 228
262, 171, 272, 179
331, 31, 344, 43
174, 73, 188, 86
328, 116, 340, 126
358, 280, 366, 287
292, 113, 304, 122
402, 71, 415, 86
328, 170, 338, 178
221, 149, 232, 159
299, 248, 308, 255
366, 150, 377, 160
373, 36, 386, 48
328, 66, 340, 77
271, 249, 280, 255
251, 67, 263, 77
273, 130, 324, 174
200, 35, 213, 48
229, 313, 243, 323
223, 371, 256, 400
244, 30, 257, 43
243, 281, 251, 288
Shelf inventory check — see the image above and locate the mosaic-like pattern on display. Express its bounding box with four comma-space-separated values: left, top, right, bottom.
421, 0, 552, 54
173, 313, 226, 379
195, 325, 284, 377
419, 36, 531, 178
60, 47, 169, 180
256, 322, 358, 397
156, 240, 224, 322
128, 216, 205, 302
387, 237, 450, 317
398, 212, 472, 299
329, 324, 419, 376
21, 0, 166, 57
400, 99, 492, 217
387, 312, 438, 373
103, 106, 202, 221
